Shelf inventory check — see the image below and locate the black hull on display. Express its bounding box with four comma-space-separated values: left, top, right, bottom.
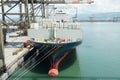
33, 40, 82, 77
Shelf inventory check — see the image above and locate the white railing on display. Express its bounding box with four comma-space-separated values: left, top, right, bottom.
43, 21, 80, 29
31, 21, 80, 29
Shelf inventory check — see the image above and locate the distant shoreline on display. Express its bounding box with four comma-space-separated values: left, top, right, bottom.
77, 20, 120, 22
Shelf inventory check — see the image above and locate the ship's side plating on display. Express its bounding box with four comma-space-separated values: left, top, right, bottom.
28, 24, 82, 60
34, 40, 82, 63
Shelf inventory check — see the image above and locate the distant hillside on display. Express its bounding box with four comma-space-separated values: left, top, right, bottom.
76, 12, 120, 20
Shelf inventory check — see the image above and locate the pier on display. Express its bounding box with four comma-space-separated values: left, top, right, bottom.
0, 31, 32, 80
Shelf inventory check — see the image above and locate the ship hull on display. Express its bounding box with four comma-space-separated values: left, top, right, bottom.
33, 40, 82, 77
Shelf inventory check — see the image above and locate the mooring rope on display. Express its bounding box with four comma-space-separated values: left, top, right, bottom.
11, 45, 47, 76
13, 45, 61, 80
13, 45, 62, 80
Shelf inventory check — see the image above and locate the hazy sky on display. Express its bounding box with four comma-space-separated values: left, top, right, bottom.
0, 0, 120, 14
55, 0, 120, 14
76, 0, 120, 13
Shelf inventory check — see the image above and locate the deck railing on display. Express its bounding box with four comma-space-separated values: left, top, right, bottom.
30, 21, 80, 30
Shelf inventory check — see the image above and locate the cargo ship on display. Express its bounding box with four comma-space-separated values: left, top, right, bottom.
28, 9, 82, 77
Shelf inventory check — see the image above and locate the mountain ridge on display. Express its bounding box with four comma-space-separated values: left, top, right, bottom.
0, 12, 120, 21
76, 12, 120, 20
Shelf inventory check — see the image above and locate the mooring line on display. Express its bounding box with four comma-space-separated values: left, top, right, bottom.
13, 45, 62, 80
11, 45, 47, 77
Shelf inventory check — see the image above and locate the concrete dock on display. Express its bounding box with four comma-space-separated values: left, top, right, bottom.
0, 33, 32, 80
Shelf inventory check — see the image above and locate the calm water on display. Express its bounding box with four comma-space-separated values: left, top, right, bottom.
9, 22, 120, 80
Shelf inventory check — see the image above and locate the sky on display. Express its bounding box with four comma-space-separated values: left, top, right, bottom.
75, 0, 120, 13
0, 0, 120, 16
55, 0, 120, 14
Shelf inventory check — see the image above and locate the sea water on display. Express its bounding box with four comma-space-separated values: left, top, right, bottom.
9, 22, 120, 80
